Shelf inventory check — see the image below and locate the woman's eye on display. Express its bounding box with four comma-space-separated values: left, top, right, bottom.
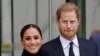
25, 37, 31, 40
34, 36, 39, 40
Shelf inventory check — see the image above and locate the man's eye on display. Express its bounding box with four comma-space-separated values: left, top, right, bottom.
70, 21, 75, 23
63, 21, 67, 23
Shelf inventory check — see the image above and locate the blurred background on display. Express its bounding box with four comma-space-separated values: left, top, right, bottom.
0, 0, 100, 56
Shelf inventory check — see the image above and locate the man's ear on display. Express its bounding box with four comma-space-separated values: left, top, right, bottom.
56, 18, 59, 25
78, 18, 80, 26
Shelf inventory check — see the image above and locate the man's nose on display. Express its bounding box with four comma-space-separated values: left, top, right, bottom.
67, 22, 71, 28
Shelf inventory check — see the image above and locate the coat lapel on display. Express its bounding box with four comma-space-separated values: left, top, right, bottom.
54, 37, 88, 56
53, 37, 65, 56
78, 38, 87, 56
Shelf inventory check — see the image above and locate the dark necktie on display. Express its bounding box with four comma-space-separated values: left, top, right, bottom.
69, 42, 75, 56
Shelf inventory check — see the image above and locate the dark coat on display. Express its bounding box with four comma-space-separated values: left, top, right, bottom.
21, 49, 40, 56
40, 36, 98, 56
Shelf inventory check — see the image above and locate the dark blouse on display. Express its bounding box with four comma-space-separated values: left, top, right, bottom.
21, 49, 40, 56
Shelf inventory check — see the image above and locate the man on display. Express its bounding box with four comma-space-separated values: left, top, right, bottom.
40, 2, 98, 56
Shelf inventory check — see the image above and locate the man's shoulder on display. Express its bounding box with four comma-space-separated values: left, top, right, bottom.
78, 37, 89, 42
79, 38, 98, 56
78, 37, 97, 46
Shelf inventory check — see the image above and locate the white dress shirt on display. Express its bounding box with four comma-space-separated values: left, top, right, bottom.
59, 35, 80, 56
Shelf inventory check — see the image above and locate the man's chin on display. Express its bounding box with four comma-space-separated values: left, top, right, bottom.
65, 34, 75, 38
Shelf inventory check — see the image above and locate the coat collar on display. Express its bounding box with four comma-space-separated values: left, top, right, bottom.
53, 36, 65, 56
21, 49, 39, 56
56, 36, 87, 56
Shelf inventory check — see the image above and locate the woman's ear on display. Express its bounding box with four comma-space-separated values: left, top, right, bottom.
20, 39, 23, 45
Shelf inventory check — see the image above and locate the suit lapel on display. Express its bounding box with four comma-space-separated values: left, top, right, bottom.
53, 37, 65, 56
78, 38, 87, 56
54, 37, 88, 56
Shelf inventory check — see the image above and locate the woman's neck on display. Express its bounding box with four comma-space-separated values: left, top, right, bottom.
21, 49, 39, 56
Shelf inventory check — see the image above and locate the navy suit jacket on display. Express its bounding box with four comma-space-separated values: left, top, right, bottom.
40, 36, 98, 56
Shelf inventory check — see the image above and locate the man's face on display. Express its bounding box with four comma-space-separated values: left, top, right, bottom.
57, 11, 80, 40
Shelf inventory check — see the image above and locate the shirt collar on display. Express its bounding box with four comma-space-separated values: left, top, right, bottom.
60, 35, 79, 49
60, 35, 70, 48
73, 35, 79, 47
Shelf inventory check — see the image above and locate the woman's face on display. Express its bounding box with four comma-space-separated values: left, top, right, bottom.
21, 27, 42, 54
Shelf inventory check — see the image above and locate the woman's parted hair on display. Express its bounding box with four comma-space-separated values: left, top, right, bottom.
20, 24, 42, 39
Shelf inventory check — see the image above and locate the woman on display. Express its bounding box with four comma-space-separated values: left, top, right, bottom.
20, 24, 43, 56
